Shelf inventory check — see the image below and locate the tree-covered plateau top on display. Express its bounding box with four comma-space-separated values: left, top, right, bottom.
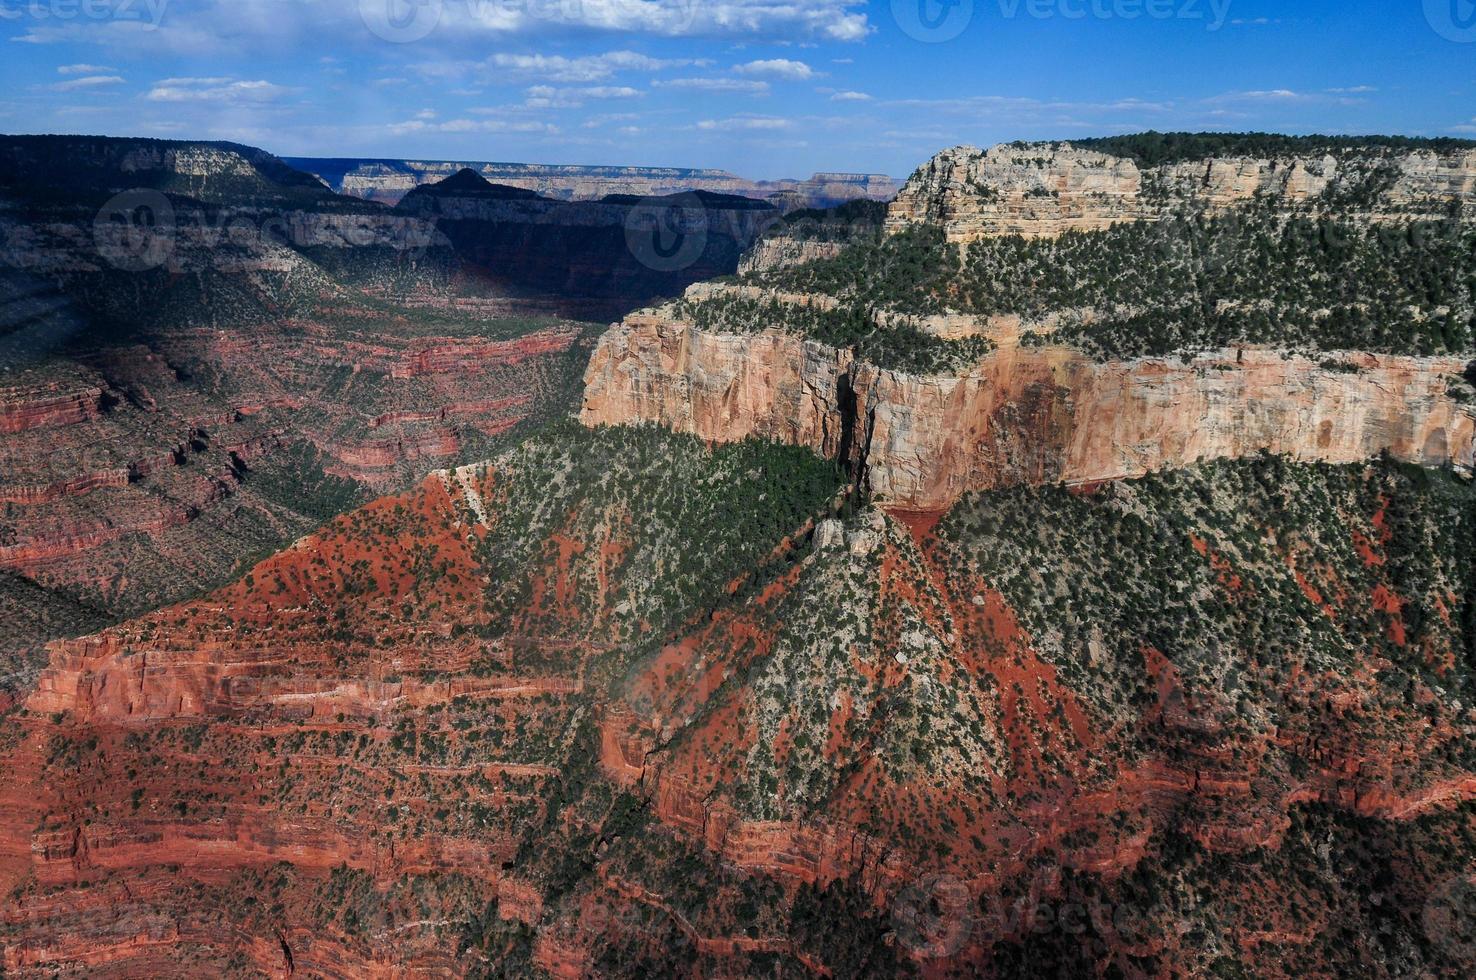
752, 212, 1476, 360
671, 293, 993, 375
758, 199, 888, 244
1064, 131, 1476, 167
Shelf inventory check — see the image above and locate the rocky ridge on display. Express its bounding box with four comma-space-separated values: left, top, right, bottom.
887, 142, 1476, 242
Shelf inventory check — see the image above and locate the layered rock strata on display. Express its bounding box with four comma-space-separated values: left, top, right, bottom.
887, 143, 1476, 242
581, 315, 1476, 509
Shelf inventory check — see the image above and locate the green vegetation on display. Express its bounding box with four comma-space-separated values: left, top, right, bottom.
674, 293, 993, 373
477, 419, 844, 653
763, 198, 888, 243
761, 214, 1476, 359
1068, 131, 1476, 167
938, 455, 1476, 723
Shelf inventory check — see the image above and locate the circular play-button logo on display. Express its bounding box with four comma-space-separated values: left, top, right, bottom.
360, 0, 443, 43
93, 189, 176, 272
623, 193, 709, 273
1426, 0, 1476, 42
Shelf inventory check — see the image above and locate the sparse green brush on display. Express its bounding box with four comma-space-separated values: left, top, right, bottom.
675, 292, 993, 374
759, 212, 1476, 359
475, 419, 843, 660
936, 455, 1476, 731
1067, 132, 1476, 167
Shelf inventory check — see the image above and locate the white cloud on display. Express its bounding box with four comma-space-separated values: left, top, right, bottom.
1205, 88, 1372, 109
388, 117, 559, 136
51, 75, 125, 92
830, 90, 871, 102
521, 84, 643, 109
653, 77, 769, 94
1209, 89, 1306, 103
580, 86, 643, 99
146, 78, 291, 103
697, 115, 793, 131
734, 59, 816, 81
418, 0, 870, 42
485, 50, 695, 83
582, 112, 642, 128
58, 64, 118, 75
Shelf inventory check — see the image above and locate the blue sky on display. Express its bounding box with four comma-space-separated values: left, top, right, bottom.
1, 0, 1473, 179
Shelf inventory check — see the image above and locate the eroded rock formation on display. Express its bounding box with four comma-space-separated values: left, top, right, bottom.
581, 312, 1476, 509
887, 143, 1476, 241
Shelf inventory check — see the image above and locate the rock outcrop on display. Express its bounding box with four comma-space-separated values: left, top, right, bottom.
887, 143, 1476, 242
738, 237, 847, 275
582, 313, 1476, 509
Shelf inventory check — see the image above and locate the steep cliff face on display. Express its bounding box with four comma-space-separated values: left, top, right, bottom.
580, 313, 856, 460
582, 314, 1476, 509
887, 143, 1476, 242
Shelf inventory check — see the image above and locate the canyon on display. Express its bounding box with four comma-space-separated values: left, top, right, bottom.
289, 155, 900, 210
4, 421, 1473, 977
2, 133, 1476, 978
0, 137, 606, 669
